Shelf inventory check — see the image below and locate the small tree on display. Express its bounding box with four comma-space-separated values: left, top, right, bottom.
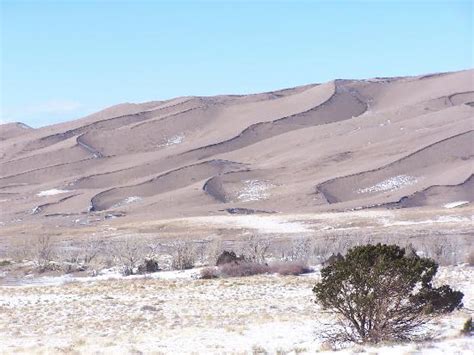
313, 244, 463, 344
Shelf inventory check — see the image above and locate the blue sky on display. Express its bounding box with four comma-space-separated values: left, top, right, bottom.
1, 0, 472, 127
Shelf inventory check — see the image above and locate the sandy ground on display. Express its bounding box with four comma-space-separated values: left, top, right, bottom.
0, 265, 472, 354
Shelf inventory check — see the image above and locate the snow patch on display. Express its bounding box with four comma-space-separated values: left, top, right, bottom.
357, 175, 418, 194
444, 201, 469, 209
237, 179, 275, 202
381, 215, 471, 226
112, 196, 142, 208
193, 215, 311, 234
36, 189, 70, 197
159, 134, 185, 147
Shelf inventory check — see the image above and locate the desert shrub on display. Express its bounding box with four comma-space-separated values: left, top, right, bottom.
0, 260, 12, 267
313, 243, 463, 344
170, 241, 196, 270
32, 235, 57, 272
244, 236, 270, 263
216, 250, 245, 266
219, 261, 269, 277
200, 266, 219, 279
269, 261, 312, 276
137, 258, 160, 274
288, 237, 313, 262
461, 317, 473, 336
207, 238, 224, 265
113, 239, 146, 276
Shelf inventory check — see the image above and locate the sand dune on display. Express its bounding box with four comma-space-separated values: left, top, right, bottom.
0, 69, 472, 225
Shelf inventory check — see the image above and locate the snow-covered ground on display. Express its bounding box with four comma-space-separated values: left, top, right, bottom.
188, 215, 311, 234
0, 265, 472, 354
36, 189, 70, 197
357, 175, 418, 194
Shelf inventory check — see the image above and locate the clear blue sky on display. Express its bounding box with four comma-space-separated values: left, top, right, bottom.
1, 0, 472, 127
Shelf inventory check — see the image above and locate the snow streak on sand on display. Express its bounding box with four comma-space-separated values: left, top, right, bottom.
444, 201, 469, 209
112, 196, 142, 208
357, 175, 418, 194
36, 189, 70, 197
160, 134, 185, 147
237, 179, 274, 202
380, 215, 471, 226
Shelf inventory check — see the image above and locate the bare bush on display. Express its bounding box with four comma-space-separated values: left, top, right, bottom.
282, 237, 313, 262
32, 235, 57, 272
113, 239, 146, 275
204, 238, 224, 266
243, 235, 270, 263
219, 261, 269, 277
269, 261, 312, 276
421, 236, 459, 266
60, 236, 106, 273
170, 241, 196, 270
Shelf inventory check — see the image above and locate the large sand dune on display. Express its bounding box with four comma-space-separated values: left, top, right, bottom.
0, 69, 473, 226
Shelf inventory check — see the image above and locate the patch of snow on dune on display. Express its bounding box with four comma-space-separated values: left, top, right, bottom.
112, 196, 142, 208
357, 175, 417, 194
160, 134, 185, 147
237, 179, 274, 202
36, 189, 70, 197
444, 201, 469, 209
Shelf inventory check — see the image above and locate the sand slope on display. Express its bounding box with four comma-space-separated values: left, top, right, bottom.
0, 69, 473, 225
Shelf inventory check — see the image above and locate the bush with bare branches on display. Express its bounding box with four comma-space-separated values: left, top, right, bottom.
32, 235, 57, 272
243, 235, 270, 263
170, 241, 196, 270
113, 239, 146, 275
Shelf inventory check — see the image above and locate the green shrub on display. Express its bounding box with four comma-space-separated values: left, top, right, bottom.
313, 244, 463, 344
461, 317, 472, 336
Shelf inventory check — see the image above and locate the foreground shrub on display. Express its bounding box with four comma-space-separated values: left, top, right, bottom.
313, 244, 463, 344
